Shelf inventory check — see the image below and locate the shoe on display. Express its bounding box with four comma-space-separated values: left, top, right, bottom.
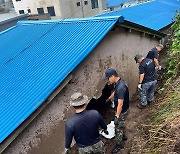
122, 135, 128, 141
147, 101, 152, 105
111, 143, 124, 153
137, 104, 146, 109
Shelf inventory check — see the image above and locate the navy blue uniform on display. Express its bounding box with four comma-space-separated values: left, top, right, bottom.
114, 79, 129, 113
65, 110, 107, 148
146, 47, 159, 60
139, 58, 157, 84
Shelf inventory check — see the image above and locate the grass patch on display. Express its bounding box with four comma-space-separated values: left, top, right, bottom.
151, 91, 180, 125
143, 81, 180, 153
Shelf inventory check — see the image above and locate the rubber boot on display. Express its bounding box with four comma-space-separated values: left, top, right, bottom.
111, 142, 124, 153
147, 100, 153, 105
122, 135, 128, 141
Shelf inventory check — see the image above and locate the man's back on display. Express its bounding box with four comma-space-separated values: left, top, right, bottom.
139, 58, 157, 83
65, 110, 107, 148
146, 47, 159, 60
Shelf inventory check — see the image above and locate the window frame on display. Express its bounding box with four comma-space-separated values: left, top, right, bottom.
84, 1, 88, 5
91, 0, 98, 9
76, 1, 81, 6
27, 9, 31, 13
37, 7, 44, 15
19, 10, 24, 14
47, 6, 56, 16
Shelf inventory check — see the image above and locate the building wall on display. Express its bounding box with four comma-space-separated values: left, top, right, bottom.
12, 0, 106, 19
0, 14, 28, 32
60, 0, 105, 18
12, 0, 28, 14
12, 0, 61, 17
69, 27, 158, 99
3, 27, 159, 154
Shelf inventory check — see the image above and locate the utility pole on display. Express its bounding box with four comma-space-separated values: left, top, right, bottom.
80, 0, 84, 18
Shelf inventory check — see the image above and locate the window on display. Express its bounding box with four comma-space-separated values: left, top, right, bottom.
91, 0, 98, 9
37, 8, 44, 14
110, 7, 114, 11
84, 1, 88, 5
19, 10, 24, 14
27, 9, 31, 13
47, 6, 56, 16
77, 2, 80, 6
16, 0, 21, 1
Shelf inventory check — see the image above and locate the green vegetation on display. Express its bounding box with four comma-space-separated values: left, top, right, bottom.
151, 92, 179, 125
166, 13, 180, 81
141, 13, 180, 153
144, 82, 180, 153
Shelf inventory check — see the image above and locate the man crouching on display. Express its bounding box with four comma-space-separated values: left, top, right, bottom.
65, 92, 108, 154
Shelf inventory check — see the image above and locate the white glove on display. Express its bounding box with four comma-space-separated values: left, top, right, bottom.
138, 84, 142, 90
63, 148, 69, 154
158, 66, 162, 70
155, 66, 162, 71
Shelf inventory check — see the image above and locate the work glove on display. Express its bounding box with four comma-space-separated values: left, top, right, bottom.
103, 129, 109, 135
106, 98, 110, 103
114, 116, 119, 125
138, 84, 142, 90
155, 66, 162, 71
64, 148, 70, 154
158, 66, 162, 70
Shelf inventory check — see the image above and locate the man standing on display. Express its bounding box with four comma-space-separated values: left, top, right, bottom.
65, 92, 108, 154
134, 54, 157, 109
105, 68, 129, 154
146, 44, 164, 70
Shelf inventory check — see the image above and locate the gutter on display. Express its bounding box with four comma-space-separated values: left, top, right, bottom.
117, 20, 166, 38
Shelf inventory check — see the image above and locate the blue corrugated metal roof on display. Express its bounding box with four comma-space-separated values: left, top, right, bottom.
97, 0, 180, 30
0, 16, 121, 143
107, 0, 135, 7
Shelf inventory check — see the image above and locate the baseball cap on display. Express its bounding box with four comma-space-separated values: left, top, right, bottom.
70, 92, 88, 106
105, 68, 118, 80
134, 54, 143, 63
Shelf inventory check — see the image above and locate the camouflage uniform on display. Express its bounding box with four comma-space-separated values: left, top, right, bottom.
115, 110, 129, 145
78, 141, 105, 154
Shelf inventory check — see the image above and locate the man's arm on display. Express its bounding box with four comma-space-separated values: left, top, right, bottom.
99, 112, 107, 130
139, 73, 144, 84
115, 99, 123, 118
154, 58, 159, 67
138, 73, 144, 90
108, 91, 115, 100
65, 123, 73, 149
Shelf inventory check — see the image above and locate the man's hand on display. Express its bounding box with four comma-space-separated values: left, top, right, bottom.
155, 66, 162, 71
114, 116, 119, 125
103, 129, 109, 135
106, 98, 110, 103
138, 84, 142, 90
158, 66, 162, 70
64, 148, 70, 154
